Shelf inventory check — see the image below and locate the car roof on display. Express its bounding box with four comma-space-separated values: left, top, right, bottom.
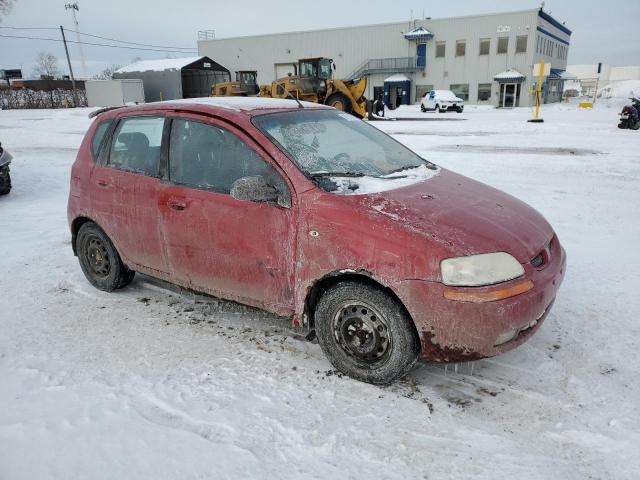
94, 97, 331, 120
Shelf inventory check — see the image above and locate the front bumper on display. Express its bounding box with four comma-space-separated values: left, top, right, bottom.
397, 242, 566, 362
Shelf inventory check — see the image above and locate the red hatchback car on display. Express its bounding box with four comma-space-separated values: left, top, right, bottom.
68, 97, 566, 384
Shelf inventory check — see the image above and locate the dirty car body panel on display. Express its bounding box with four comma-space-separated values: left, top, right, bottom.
68, 97, 565, 365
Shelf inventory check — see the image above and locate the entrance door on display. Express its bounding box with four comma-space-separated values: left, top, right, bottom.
500, 83, 519, 108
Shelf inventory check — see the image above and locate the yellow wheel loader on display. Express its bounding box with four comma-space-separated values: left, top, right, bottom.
212, 70, 259, 97
262, 57, 368, 118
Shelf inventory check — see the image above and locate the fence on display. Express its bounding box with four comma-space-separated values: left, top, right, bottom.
0, 88, 87, 109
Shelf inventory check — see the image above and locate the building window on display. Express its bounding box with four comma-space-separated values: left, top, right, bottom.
477, 83, 492, 102
479, 38, 490, 55
516, 35, 527, 53
497, 37, 509, 54
449, 83, 469, 101
456, 40, 466, 57
416, 84, 433, 100
436, 41, 446, 58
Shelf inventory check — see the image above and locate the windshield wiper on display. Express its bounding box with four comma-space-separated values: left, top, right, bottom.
310, 171, 365, 178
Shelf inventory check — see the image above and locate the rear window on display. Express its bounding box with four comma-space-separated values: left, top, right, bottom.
91, 120, 112, 158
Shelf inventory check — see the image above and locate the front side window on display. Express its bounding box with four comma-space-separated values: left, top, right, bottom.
109, 116, 164, 176
456, 40, 466, 57
435, 42, 446, 58
516, 35, 528, 53
168, 118, 286, 196
497, 37, 509, 54
253, 110, 438, 194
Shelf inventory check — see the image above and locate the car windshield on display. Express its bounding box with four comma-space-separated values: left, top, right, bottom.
252, 109, 438, 193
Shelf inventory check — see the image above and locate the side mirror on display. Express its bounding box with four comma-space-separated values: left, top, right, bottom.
230, 176, 280, 205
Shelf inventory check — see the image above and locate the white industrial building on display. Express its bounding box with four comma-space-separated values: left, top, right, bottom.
198, 7, 573, 108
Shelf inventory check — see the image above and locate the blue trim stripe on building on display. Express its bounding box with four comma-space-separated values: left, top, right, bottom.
536, 26, 570, 46
538, 9, 572, 36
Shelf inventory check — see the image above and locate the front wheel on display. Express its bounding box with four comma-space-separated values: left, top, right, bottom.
76, 222, 135, 291
420, 104, 427, 112
315, 282, 420, 385
436, 104, 442, 113
325, 93, 353, 115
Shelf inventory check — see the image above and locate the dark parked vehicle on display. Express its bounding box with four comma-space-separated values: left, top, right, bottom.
618, 96, 640, 130
68, 97, 565, 384
0, 142, 12, 195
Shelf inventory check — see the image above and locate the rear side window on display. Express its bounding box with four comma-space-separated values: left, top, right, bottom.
91, 120, 112, 158
168, 118, 285, 195
108, 116, 164, 176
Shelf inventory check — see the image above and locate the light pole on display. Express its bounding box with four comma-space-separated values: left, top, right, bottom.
65, 2, 87, 79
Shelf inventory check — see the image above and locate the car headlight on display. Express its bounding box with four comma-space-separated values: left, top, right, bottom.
440, 252, 524, 287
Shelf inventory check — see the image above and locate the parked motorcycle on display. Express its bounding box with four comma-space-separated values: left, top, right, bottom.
618, 96, 640, 130
0, 142, 12, 195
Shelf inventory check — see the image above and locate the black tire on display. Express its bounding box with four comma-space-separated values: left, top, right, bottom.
326, 93, 353, 114
420, 104, 426, 112
618, 121, 627, 129
0, 172, 10, 195
436, 104, 442, 113
76, 222, 135, 291
457, 108, 464, 113
315, 282, 420, 385
631, 121, 640, 131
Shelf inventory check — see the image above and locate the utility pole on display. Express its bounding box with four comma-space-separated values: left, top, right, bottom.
65, 2, 87, 78
60, 26, 80, 107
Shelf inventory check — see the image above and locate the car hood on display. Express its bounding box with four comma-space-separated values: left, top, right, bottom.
360, 168, 553, 263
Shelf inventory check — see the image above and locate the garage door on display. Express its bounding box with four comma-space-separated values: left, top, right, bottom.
275, 63, 296, 79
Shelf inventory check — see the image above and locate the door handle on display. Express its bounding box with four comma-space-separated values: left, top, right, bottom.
96, 179, 110, 187
167, 199, 187, 211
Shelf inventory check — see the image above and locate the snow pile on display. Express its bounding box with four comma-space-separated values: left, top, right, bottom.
598, 80, 640, 100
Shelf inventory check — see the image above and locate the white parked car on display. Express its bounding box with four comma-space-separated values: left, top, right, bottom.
421, 90, 464, 113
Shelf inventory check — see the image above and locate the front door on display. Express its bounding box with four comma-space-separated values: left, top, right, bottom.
90, 115, 169, 274
500, 83, 519, 108
157, 115, 296, 313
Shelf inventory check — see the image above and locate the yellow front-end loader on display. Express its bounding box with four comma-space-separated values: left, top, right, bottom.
262, 57, 368, 118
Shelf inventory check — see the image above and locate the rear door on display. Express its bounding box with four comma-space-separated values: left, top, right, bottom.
157, 114, 296, 313
90, 115, 169, 274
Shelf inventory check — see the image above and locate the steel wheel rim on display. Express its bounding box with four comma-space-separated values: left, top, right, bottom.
332, 301, 392, 365
84, 234, 111, 278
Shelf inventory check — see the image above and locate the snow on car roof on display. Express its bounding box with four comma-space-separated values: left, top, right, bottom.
163, 96, 329, 112
433, 90, 460, 100
115, 57, 204, 73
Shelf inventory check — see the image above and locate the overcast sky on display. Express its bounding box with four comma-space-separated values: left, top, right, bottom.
1, 0, 638, 79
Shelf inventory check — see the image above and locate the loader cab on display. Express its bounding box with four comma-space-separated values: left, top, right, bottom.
298, 58, 333, 80
235, 70, 259, 95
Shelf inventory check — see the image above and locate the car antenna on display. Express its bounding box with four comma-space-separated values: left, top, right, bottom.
276, 82, 305, 109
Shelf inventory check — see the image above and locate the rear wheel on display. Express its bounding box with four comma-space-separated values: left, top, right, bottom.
315, 282, 420, 385
76, 222, 135, 292
326, 93, 353, 115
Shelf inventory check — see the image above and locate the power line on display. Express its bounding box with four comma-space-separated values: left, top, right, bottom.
68, 28, 198, 51
0, 33, 198, 53
0, 26, 198, 52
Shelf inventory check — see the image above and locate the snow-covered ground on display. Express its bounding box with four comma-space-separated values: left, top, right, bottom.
1, 102, 639, 479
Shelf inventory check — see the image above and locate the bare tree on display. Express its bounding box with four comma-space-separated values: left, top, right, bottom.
0, 0, 16, 20
33, 52, 60, 79
93, 64, 122, 80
